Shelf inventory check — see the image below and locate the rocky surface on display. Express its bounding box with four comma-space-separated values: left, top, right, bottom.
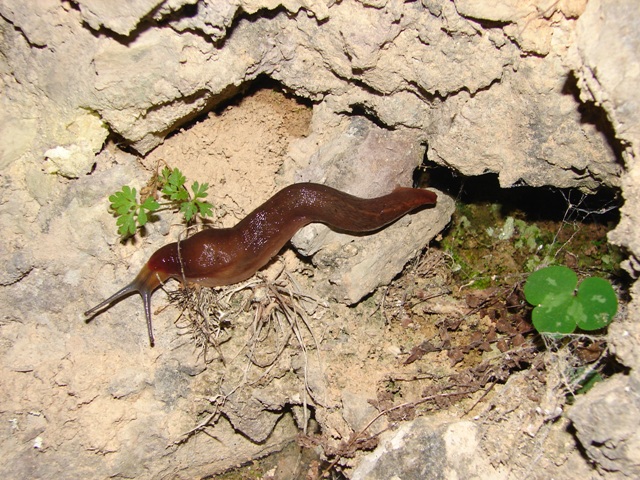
291, 115, 455, 303
352, 418, 500, 480
1, 0, 638, 478
566, 1, 640, 476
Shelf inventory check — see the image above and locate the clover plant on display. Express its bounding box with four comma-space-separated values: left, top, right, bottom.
524, 265, 617, 334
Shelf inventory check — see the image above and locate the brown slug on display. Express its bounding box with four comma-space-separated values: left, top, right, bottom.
85, 182, 437, 345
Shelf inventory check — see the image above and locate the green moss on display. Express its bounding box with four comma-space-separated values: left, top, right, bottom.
439, 200, 622, 292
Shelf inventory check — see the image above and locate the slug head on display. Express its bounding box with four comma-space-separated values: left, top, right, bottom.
84, 264, 167, 346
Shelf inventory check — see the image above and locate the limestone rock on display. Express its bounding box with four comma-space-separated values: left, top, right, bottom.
352, 418, 502, 480
566, 4, 640, 476
42, 111, 108, 178
76, 0, 166, 36
291, 116, 454, 304
568, 373, 640, 478
428, 53, 622, 190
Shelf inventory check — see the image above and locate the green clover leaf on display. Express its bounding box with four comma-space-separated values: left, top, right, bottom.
524, 266, 617, 334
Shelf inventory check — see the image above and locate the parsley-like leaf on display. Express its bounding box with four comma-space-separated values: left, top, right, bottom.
108, 167, 214, 238
161, 168, 188, 202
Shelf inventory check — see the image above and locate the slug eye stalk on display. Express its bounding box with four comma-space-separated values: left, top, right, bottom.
84, 264, 163, 346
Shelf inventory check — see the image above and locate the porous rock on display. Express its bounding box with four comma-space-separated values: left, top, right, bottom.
1, 0, 639, 478
568, 372, 640, 477
566, 1, 640, 475
76, 0, 166, 36
291, 115, 455, 303
351, 418, 502, 480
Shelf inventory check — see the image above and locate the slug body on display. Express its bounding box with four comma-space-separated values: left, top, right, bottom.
85, 183, 437, 345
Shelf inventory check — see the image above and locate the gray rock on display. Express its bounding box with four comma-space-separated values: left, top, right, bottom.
1, 0, 639, 478
291, 116, 454, 303
352, 418, 500, 480
567, 3, 640, 476
568, 372, 640, 478
76, 0, 165, 36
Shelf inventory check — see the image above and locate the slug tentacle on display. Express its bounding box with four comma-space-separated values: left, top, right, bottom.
85, 264, 167, 346
85, 182, 437, 345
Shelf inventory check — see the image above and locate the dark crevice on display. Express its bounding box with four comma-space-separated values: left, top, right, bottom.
405, 80, 443, 103
155, 2, 236, 48
210, 75, 315, 115
101, 75, 313, 157
75, 0, 170, 45
211, 5, 294, 49
456, 17, 512, 30
415, 154, 621, 226
77, 1, 285, 47
345, 104, 395, 131
562, 73, 627, 169
106, 131, 139, 157
158, 75, 313, 144
148, 83, 243, 144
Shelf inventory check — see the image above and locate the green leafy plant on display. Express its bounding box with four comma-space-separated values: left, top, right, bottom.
574, 369, 604, 395
159, 167, 214, 222
109, 186, 160, 237
523, 265, 617, 334
109, 166, 213, 237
